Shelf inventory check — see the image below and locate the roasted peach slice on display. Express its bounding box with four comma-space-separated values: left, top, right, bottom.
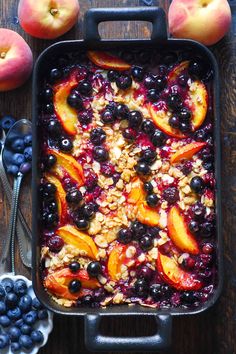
137, 202, 160, 227
148, 104, 186, 139
127, 177, 145, 204
168, 206, 199, 255
167, 60, 189, 82
47, 148, 84, 186
57, 225, 99, 260
170, 142, 206, 164
45, 268, 100, 300
108, 244, 127, 281
157, 253, 202, 291
45, 173, 67, 223
87, 51, 131, 71
186, 81, 208, 129
54, 81, 78, 136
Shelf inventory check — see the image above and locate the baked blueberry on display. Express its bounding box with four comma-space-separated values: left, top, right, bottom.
188, 220, 200, 234
47, 119, 61, 138
167, 93, 183, 111
93, 146, 109, 162
68, 280, 81, 294
78, 111, 92, 125
144, 74, 156, 89
42, 87, 53, 103
180, 291, 198, 304
131, 66, 145, 82
44, 103, 54, 114
118, 227, 133, 244
83, 203, 96, 220
49, 68, 62, 83
116, 103, 129, 120
138, 266, 154, 281
87, 262, 102, 277
66, 189, 82, 204
90, 128, 106, 145
169, 116, 180, 129
144, 181, 153, 194
150, 284, 162, 300
77, 81, 92, 96
131, 221, 146, 239
163, 187, 179, 204
101, 110, 115, 124
44, 154, 57, 169
188, 60, 205, 79
59, 137, 73, 152
140, 148, 157, 164
128, 110, 143, 129
139, 234, 154, 251
179, 107, 192, 121
67, 93, 84, 110
141, 119, 155, 136
75, 218, 89, 230
69, 262, 80, 273
155, 76, 167, 91
116, 75, 132, 90
122, 127, 136, 142
190, 176, 205, 193
146, 193, 159, 207
178, 74, 188, 87
200, 222, 214, 237
179, 121, 191, 133
135, 162, 150, 175
191, 202, 206, 220
107, 70, 119, 82
47, 235, 64, 252
147, 89, 159, 102
151, 130, 166, 147
134, 278, 148, 298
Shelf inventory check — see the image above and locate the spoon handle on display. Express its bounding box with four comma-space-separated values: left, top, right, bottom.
1, 174, 23, 275
0, 157, 32, 268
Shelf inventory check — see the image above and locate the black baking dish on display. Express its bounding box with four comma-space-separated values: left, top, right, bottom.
32, 7, 222, 352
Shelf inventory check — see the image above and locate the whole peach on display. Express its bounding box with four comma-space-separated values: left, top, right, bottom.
168, 0, 231, 46
0, 29, 33, 92
18, 0, 80, 39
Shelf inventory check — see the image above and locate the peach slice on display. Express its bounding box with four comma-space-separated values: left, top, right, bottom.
170, 142, 206, 164
127, 177, 146, 204
187, 81, 208, 129
57, 225, 99, 260
168, 206, 199, 255
157, 253, 202, 291
45, 268, 100, 300
167, 60, 189, 82
108, 244, 127, 281
47, 148, 84, 187
54, 79, 78, 136
137, 202, 160, 227
87, 51, 131, 71
45, 173, 67, 223
148, 104, 186, 139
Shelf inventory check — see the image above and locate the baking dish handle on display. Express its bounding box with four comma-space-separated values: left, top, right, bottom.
84, 7, 168, 43
84, 314, 172, 352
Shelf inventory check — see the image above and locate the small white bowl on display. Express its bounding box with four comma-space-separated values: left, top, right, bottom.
0, 273, 53, 354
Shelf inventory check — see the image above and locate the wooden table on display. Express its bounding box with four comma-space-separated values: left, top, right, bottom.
1, 0, 236, 353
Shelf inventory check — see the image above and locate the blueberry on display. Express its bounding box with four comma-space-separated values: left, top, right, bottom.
8, 326, 21, 341
59, 137, 73, 152
144, 181, 153, 194
66, 189, 82, 204
131, 66, 145, 82
14, 279, 27, 296
128, 110, 143, 129
138, 266, 154, 281
44, 154, 57, 170
15, 319, 24, 328
179, 107, 191, 121
116, 75, 132, 90
107, 70, 119, 82
179, 121, 191, 133
23, 310, 38, 326
11, 342, 22, 352
0, 286, 5, 300
167, 94, 183, 111
31, 330, 44, 344
47, 235, 64, 252
69, 262, 80, 273
78, 111, 92, 125
23, 134, 32, 146
190, 176, 205, 193
93, 146, 109, 162
87, 262, 102, 277
20, 324, 32, 335
11, 138, 25, 152
146, 193, 159, 207
11, 153, 25, 166
0, 116, 16, 131
139, 234, 154, 251
188, 220, 200, 234
90, 128, 106, 145
68, 280, 81, 294
23, 146, 32, 161
131, 221, 146, 239
6, 165, 19, 176
5, 292, 18, 309
122, 127, 136, 142
155, 76, 167, 91
83, 203, 96, 220
150, 284, 162, 300
44, 103, 54, 114
47, 119, 61, 138
77, 81, 92, 96
141, 119, 155, 136
19, 162, 32, 174
180, 291, 198, 304
163, 186, 179, 204
49, 68, 62, 83
74, 217, 89, 230
0, 333, 10, 349
151, 130, 166, 147
0, 315, 11, 327
37, 309, 48, 320
135, 162, 150, 175
101, 110, 115, 124
2, 279, 14, 293
19, 295, 32, 313
144, 74, 156, 89
200, 222, 214, 237
7, 307, 21, 320
147, 89, 159, 102
19, 335, 33, 350
134, 278, 148, 298
82, 295, 93, 307
140, 148, 157, 164
191, 202, 206, 220
115, 104, 129, 120
203, 161, 214, 171
44, 182, 57, 195
42, 87, 53, 103
0, 302, 6, 315
118, 227, 133, 244
169, 116, 180, 129
188, 60, 205, 79
67, 93, 84, 110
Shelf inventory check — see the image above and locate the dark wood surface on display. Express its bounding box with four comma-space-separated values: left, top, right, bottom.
1, 0, 236, 353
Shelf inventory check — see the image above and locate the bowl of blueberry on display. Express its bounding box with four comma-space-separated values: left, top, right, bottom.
0, 275, 53, 353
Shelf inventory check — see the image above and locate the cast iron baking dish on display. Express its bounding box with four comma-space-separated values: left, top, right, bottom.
32, 7, 223, 352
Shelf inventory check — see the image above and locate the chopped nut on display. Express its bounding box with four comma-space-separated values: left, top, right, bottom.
126, 246, 136, 258
95, 235, 108, 248
88, 220, 102, 235
113, 293, 124, 304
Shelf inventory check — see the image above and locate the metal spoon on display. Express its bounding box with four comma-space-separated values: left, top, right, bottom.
1, 119, 32, 274
0, 126, 32, 268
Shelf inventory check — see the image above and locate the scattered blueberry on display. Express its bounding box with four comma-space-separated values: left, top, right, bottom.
47, 235, 64, 252
116, 75, 132, 90
144, 181, 153, 194
146, 193, 159, 207
31, 330, 44, 344
67, 93, 84, 110
131, 66, 145, 81
87, 262, 102, 277
90, 128, 106, 145
139, 234, 154, 251
74, 218, 89, 230
135, 162, 150, 175
93, 146, 109, 162
77, 81, 92, 96
118, 227, 133, 244
66, 189, 82, 204
140, 148, 156, 164
190, 176, 205, 193
69, 262, 80, 273
49, 68, 62, 83
141, 119, 155, 136
107, 70, 119, 82
128, 110, 143, 129
151, 130, 166, 147
150, 284, 162, 300
68, 280, 81, 294
131, 221, 146, 239
134, 278, 148, 298
59, 137, 73, 152
19, 334, 33, 350
0, 116, 16, 131
163, 186, 179, 204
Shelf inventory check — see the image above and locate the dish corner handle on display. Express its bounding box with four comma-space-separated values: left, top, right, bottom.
84, 313, 172, 352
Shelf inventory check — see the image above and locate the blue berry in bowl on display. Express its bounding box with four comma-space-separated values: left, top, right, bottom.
19, 334, 33, 350
24, 146, 32, 161
167, 93, 183, 111
11, 342, 22, 352
19, 295, 32, 313
169, 116, 180, 129
11, 153, 25, 166
147, 89, 159, 102
144, 181, 153, 194
14, 279, 27, 296
122, 127, 136, 142
5, 292, 18, 309
0, 315, 11, 327
74, 218, 89, 231
7, 307, 22, 321
15, 319, 24, 328
2, 278, 14, 293
11, 138, 25, 153
0, 285, 5, 300
144, 74, 156, 89
151, 130, 166, 147
24, 134, 32, 146
32, 297, 43, 310
23, 310, 38, 326
0, 333, 10, 349
19, 162, 32, 174
20, 324, 32, 335
37, 309, 48, 320
31, 330, 44, 344
139, 234, 154, 251
0, 116, 16, 131
8, 326, 21, 341
0, 301, 6, 315
7, 165, 19, 176
131, 221, 146, 239
66, 189, 82, 204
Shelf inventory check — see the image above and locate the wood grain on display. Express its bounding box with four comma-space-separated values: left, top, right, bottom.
0, 0, 236, 353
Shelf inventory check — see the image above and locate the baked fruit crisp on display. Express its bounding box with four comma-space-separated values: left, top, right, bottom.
39, 49, 217, 309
